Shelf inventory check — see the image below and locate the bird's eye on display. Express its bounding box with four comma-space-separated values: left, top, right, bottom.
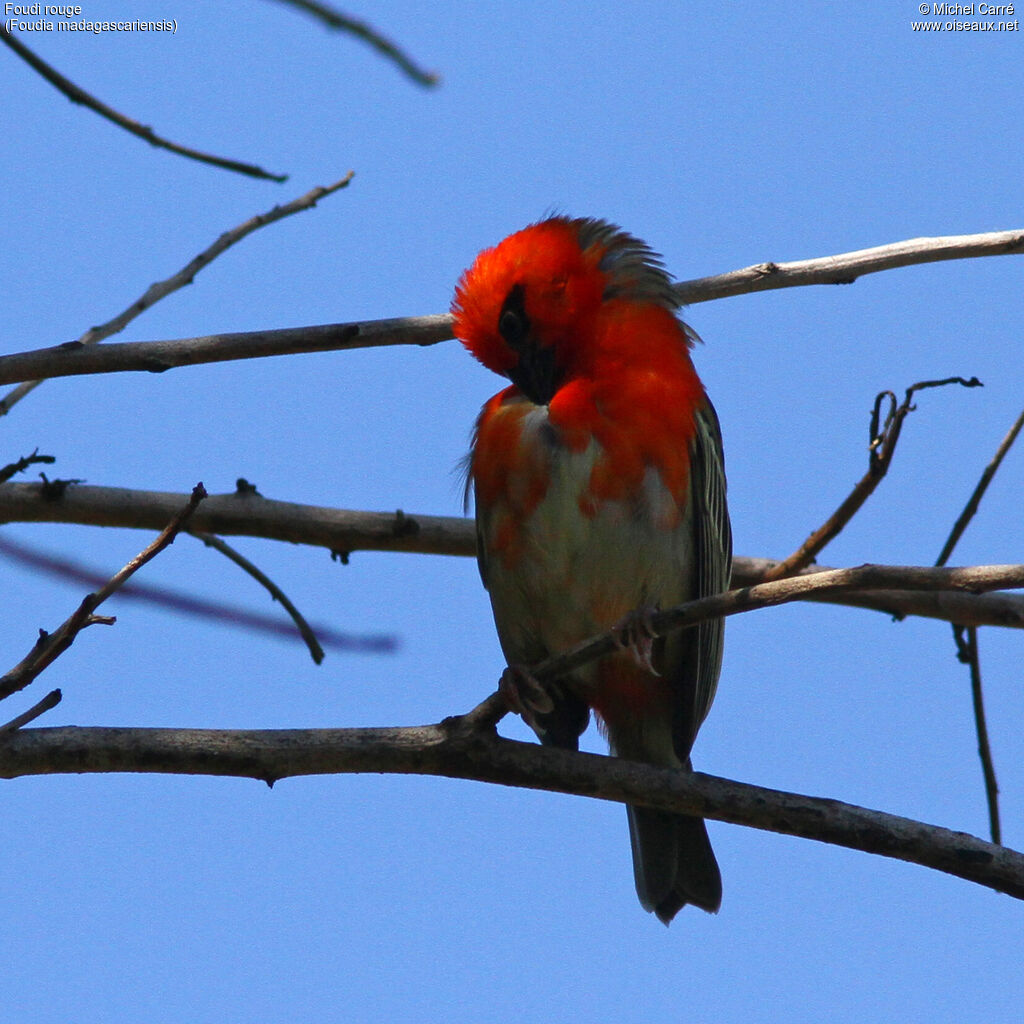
498, 284, 530, 349
499, 309, 526, 344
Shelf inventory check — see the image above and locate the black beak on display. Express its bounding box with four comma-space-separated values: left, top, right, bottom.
499, 284, 560, 406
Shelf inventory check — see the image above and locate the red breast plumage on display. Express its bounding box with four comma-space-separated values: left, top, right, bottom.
452, 216, 731, 922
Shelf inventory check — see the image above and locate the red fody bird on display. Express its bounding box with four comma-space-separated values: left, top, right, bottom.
452, 216, 731, 923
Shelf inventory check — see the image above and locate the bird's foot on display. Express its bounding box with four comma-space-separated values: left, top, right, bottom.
499, 664, 554, 729
612, 605, 661, 675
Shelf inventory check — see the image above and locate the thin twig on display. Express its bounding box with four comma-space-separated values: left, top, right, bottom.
1, 724, 1023, 901
0, 532, 396, 656
1, 481, 1022, 630
0, 689, 62, 734
264, 0, 439, 86
0, 449, 55, 485
764, 377, 983, 581
937, 407, 1024, 567
674, 229, 1024, 304
0, 484, 207, 701
956, 626, 1001, 844
0, 24, 287, 181
0, 174, 355, 415
449, 690, 509, 733
190, 531, 325, 664
1, 229, 1021, 388
935, 410, 1023, 845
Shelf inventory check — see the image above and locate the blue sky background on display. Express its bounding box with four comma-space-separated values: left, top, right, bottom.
3, 2, 1022, 1020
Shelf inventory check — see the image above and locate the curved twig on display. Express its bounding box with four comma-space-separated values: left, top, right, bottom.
764, 377, 983, 581
0, 23, 287, 181
264, 0, 439, 86
189, 531, 325, 664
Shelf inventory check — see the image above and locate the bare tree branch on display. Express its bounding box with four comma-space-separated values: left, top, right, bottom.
1, 482, 1022, 630
0, 531, 394, 656
674, 229, 1024, 304
0, 174, 355, 414
521, 563, 1024, 689
189, 531, 325, 665
740, 559, 1024, 630
0, 23, 287, 181
0, 482, 465, 554
0, 484, 207, 701
0, 689, 62, 734
264, 0, 440, 86
0, 449, 55, 485
0, 314, 447, 391
0, 723, 1021, 900
0, 230, 1020, 389
935, 409, 1023, 845
764, 378, 983, 581
937, 407, 1024, 568
955, 625, 1001, 844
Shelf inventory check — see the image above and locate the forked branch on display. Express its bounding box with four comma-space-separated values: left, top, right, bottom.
0, 175, 354, 415
764, 377, 983, 581
0, 484, 207, 702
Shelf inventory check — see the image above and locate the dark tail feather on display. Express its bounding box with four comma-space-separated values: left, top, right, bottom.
627, 805, 722, 923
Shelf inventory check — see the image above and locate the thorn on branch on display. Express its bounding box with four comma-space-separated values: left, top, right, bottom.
391, 510, 419, 539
